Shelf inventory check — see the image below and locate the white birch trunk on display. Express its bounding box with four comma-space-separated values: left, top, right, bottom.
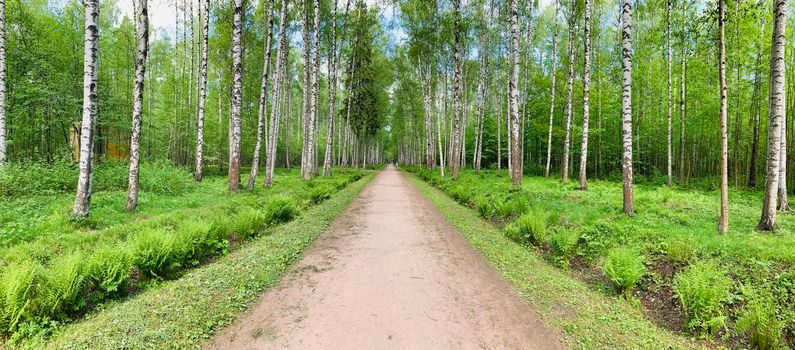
621, 0, 635, 215
0, 0, 6, 165
561, 0, 575, 182
229, 0, 244, 191
125, 0, 149, 211
323, 0, 339, 176
578, 0, 591, 190
73, 0, 100, 219
248, 2, 275, 189
195, 0, 209, 181
718, 0, 730, 233
544, 0, 560, 178
508, 0, 521, 185
266, 0, 289, 187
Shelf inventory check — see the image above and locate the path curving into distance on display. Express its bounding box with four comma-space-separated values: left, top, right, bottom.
207, 165, 564, 349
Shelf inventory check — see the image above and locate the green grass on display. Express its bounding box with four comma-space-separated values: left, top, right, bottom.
8, 172, 372, 349
408, 174, 695, 349
409, 168, 795, 348
0, 164, 366, 342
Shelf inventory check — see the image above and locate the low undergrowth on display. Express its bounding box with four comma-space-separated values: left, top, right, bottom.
409, 167, 795, 349
0, 165, 365, 343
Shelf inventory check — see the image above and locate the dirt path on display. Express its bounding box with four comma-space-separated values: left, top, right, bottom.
207, 166, 564, 349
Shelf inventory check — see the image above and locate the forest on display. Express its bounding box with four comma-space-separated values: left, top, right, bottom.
0, 0, 794, 347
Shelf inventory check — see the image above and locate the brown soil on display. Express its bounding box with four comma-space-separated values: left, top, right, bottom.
206, 165, 565, 349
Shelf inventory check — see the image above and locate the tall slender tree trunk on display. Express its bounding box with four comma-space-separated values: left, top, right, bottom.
436, 77, 445, 177
323, 0, 339, 177
508, 0, 521, 185
666, 0, 673, 187
248, 2, 275, 189
561, 0, 575, 182
779, 106, 791, 210
0, 0, 6, 165
73, 0, 100, 219
679, 1, 687, 184
545, 0, 560, 178
195, 0, 209, 181
450, 0, 463, 179
758, 0, 787, 231
310, 0, 320, 176
749, 41, 762, 188
621, 0, 634, 216
579, 0, 592, 190
266, 0, 289, 187
229, 0, 244, 191
300, 0, 311, 178
125, 0, 149, 211
718, 0, 729, 233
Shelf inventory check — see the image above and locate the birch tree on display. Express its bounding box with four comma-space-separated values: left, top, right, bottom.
72, 0, 100, 219
666, 0, 672, 187
508, 0, 521, 185
561, 0, 575, 182
323, 0, 339, 177
0, 0, 5, 165
266, 0, 289, 187
195, 0, 210, 181
718, 0, 729, 233
578, 0, 591, 190
229, 0, 244, 191
757, 0, 786, 231
248, 1, 274, 189
544, 0, 559, 178
620, 0, 634, 216
125, 0, 149, 211
309, 0, 320, 176
450, 0, 463, 179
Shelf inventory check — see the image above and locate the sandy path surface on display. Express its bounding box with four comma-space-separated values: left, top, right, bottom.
206, 166, 564, 350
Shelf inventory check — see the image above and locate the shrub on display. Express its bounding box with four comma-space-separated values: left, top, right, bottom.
673, 261, 732, 333
0, 262, 39, 332
39, 254, 86, 318
131, 228, 180, 278
736, 286, 783, 350
504, 210, 547, 246
602, 247, 646, 296
263, 195, 298, 225
666, 237, 696, 266
85, 245, 132, 294
493, 196, 529, 220
448, 184, 472, 205
231, 208, 266, 239
548, 229, 580, 259
308, 185, 334, 204
474, 196, 493, 219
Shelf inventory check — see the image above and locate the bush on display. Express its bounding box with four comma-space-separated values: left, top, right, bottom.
448, 184, 472, 205
736, 286, 783, 350
548, 229, 580, 260
231, 208, 266, 239
0, 262, 40, 332
39, 254, 86, 318
602, 247, 646, 296
474, 196, 493, 219
673, 261, 732, 333
504, 210, 547, 246
308, 185, 334, 204
85, 245, 132, 294
263, 195, 298, 225
131, 228, 181, 278
493, 196, 528, 220
666, 237, 697, 266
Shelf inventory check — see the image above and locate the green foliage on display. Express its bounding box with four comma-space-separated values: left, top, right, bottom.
666, 237, 697, 266
602, 247, 646, 296
547, 229, 580, 267
448, 184, 473, 205
474, 195, 493, 219
85, 245, 132, 294
736, 285, 784, 350
263, 195, 299, 226
504, 210, 547, 246
308, 185, 334, 204
0, 160, 195, 198
673, 261, 732, 334
131, 228, 182, 278
0, 262, 39, 332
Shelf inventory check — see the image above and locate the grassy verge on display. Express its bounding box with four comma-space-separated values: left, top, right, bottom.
407, 167, 795, 349
0, 167, 364, 343
8, 172, 372, 349
407, 174, 696, 349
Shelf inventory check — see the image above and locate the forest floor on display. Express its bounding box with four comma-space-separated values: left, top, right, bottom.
207, 165, 564, 349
